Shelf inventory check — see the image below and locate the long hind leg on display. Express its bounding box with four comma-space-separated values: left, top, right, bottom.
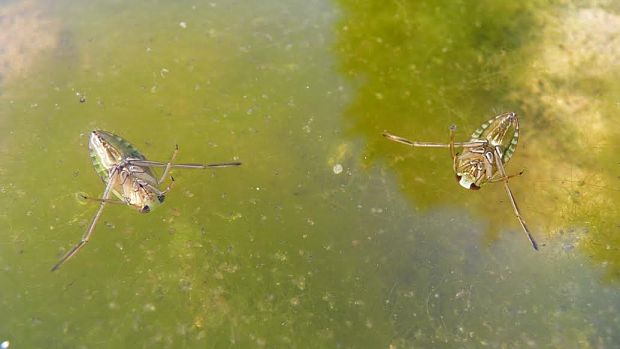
51, 168, 119, 271
493, 147, 538, 250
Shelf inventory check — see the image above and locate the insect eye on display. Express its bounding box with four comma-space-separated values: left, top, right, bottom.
469, 183, 481, 190
141, 205, 150, 213
158, 195, 165, 203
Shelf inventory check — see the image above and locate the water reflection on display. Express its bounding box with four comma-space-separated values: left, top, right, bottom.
336, 0, 620, 276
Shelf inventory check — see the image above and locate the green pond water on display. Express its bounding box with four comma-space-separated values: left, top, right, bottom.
1, 0, 620, 348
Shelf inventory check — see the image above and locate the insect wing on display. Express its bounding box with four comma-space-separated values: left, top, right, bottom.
470, 112, 519, 163
89, 130, 147, 181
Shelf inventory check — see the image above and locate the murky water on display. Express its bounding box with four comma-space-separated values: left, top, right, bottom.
1, 0, 619, 348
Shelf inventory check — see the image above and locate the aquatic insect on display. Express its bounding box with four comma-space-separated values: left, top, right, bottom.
383, 112, 538, 250
51, 130, 241, 271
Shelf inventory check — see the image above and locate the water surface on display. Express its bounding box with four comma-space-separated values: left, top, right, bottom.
1, 0, 619, 348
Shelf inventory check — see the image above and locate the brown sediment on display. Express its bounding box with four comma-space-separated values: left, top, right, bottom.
0, 0, 59, 85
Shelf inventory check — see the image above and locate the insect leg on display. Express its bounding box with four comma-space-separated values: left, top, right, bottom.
482, 153, 495, 180
157, 145, 179, 184
383, 131, 485, 148
493, 146, 538, 250
128, 159, 242, 169
79, 193, 126, 205
51, 168, 119, 271
449, 125, 457, 172
161, 176, 175, 195
487, 169, 525, 183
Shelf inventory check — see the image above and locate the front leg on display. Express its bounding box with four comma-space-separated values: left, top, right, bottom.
157, 145, 179, 184
487, 169, 525, 183
449, 125, 457, 172
79, 193, 127, 205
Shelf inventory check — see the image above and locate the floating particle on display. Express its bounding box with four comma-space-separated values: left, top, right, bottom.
370, 207, 384, 214
332, 163, 343, 174
179, 21, 187, 28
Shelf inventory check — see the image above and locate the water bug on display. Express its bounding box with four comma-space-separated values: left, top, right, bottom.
383, 112, 538, 250
51, 130, 241, 271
